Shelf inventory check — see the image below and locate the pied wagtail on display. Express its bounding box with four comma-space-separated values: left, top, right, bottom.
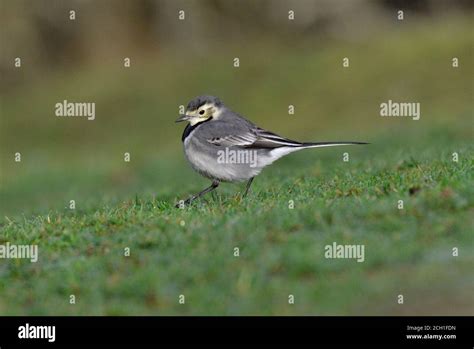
176, 95, 367, 207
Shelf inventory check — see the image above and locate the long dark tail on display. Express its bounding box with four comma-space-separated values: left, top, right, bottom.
300, 141, 369, 148
254, 129, 369, 148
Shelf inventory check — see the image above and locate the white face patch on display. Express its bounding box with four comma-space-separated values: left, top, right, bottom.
188, 117, 207, 126
186, 103, 222, 125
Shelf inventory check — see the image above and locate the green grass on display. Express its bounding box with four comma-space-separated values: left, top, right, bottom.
0, 16, 473, 315
1, 128, 472, 315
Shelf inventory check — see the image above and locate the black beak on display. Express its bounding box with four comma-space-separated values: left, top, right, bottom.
175, 114, 190, 123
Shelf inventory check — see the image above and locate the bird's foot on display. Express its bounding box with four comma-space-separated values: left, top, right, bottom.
175, 196, 197, 208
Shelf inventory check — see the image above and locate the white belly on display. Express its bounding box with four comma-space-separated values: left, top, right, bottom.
184, 136, 262, 182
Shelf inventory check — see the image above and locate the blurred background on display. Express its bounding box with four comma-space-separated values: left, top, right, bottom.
0, 0, 473, 317
0, 0, 472, 215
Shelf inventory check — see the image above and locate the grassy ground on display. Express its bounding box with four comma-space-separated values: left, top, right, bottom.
0, 16, 473, 315
1, 126, 472, 315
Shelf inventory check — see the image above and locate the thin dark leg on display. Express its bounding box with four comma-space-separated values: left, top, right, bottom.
176, 180, 220, 208
242, 177, 254, 198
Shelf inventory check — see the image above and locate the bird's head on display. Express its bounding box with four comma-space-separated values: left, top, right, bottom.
176, 95, 223, 125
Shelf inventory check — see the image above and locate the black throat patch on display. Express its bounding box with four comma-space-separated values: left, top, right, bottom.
181, 117, 213, 142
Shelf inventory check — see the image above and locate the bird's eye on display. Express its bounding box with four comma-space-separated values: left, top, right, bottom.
199, 110, 205, 115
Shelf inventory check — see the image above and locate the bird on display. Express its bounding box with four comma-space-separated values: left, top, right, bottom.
175, 95, 367, 207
